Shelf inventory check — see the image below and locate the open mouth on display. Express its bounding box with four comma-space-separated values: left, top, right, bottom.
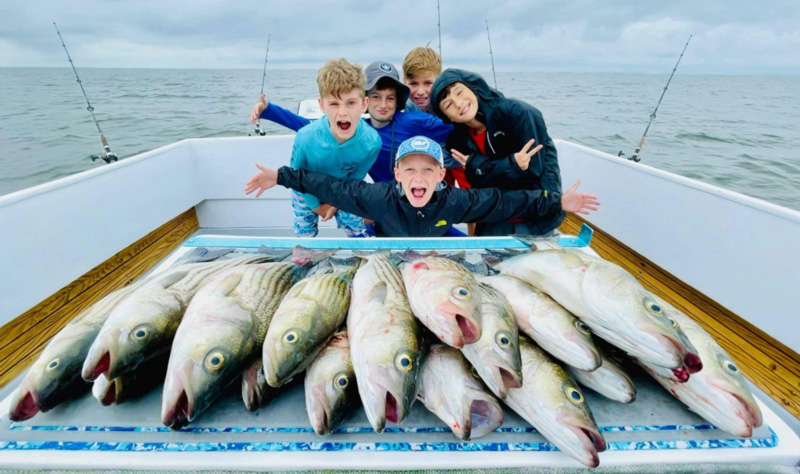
9, 390, 39, 421
683, 351, 703, 373
336, 121, 351, 132
499, 367, 522, 389
456, 314, 480, 344
385, 392, 399, 424
165, 389, 191, 431
410, 186, 427, 199
85, 351, 111, 381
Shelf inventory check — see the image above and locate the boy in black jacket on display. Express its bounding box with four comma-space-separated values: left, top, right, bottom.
431, 69, 564, 237
245, 136, 599, 238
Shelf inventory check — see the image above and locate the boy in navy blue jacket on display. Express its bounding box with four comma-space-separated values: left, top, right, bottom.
245, 136, 599, 238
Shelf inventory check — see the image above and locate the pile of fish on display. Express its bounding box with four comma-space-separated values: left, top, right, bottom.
8, 244, 763, 468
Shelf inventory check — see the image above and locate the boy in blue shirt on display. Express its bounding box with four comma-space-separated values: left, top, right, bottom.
286, 58, 381, 237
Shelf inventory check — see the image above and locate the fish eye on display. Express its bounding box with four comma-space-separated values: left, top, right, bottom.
452, 286, 471, 299
395, 353, 414, 372
495, 331, 512, 347
644, 299, 664, 316
132, 326, 150, 341
723, 360, 739, 373
46, 359, 61, 371
574, 320, 591, 335
205, 352, 225, 372
334, 373, 350, 390
565, 386, 584, 404
283, 330, 300, 344
668, 317, 680, 329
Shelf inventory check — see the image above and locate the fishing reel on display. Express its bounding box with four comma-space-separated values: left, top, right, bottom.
249, 121, 267, 137
91, 146, 119, 164
617, 150, 641, 162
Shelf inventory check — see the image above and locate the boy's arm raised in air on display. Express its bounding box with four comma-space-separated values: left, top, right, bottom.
509, 103, 561, 193
245, 165, 390, 221
251, 94, 312, 132
456, 181, 599, 224
451, 139, 542, 189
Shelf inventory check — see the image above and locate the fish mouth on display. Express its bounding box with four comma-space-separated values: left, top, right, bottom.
99, 379, 117, 406
9, 389, 40, 422
82, 348, 112, 382
558, 413, 606, 468
162, 375, 194, 431
385, 391, 399, 424
671, 365, 691, 383
683, 351, 703, 374
467, 399, 503, 439
499, 367, 522, 390
455, 314, 480, 345
708, 376, 762, 436
310, 387, 332, 435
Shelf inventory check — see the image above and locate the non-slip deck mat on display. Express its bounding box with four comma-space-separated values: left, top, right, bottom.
0, 369, 776, 453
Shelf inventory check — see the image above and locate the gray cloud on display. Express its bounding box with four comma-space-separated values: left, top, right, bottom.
0, 0, 797, 74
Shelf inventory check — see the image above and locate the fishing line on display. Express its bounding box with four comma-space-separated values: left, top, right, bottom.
619, 34, 692, 162
252, 34, 271, 137
436, 0, 442, 58
53, 22, 118, 164
485, 20, 497, 89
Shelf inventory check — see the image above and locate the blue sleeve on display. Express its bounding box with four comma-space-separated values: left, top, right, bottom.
289, 137, 320, 210
417, 114, 454, 144
260, 102, 311, 132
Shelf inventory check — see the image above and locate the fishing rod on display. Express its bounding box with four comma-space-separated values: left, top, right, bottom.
436, 0, 442, 57
485, 20, 497, 89
53, 22, 118, 164
619, 34, 692, 162
253, 34, 271, 137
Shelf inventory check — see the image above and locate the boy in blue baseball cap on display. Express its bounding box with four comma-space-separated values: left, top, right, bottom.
245, 136, 599, 237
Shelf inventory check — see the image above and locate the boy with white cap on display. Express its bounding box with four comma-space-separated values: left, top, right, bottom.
245, 136, 599, 238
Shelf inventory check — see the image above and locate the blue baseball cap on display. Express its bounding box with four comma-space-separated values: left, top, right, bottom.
395, 136, 444, 167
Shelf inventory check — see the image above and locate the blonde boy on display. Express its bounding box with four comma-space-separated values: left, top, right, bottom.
285, 59, 381, 237
403, 47, 442, 113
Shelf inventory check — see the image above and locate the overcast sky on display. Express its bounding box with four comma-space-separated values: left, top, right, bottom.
1, 0, 798, 75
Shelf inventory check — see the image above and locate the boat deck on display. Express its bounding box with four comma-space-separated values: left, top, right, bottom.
1, 227, 800, 469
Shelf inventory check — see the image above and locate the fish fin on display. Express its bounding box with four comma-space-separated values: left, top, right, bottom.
176, 247, 234, 264
291, 246, 338, 267
353, 250, 391, 259
152, 268, 191, 289
214, 271, 246, 297
364, 281, 388, 305
257, 246, 294, 261
283, 279, 310, 300
328, 256, 360, 271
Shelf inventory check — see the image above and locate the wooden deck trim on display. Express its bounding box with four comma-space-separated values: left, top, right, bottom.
559, 214, 800, 419
0, 208, 199, 389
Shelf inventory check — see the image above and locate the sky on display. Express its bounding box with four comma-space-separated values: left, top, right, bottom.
1, 0, 798, 75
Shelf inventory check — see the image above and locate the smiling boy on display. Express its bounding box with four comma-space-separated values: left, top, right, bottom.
285, 59, 381, 237
432, 69, 565, 237
245, 136, 599, 238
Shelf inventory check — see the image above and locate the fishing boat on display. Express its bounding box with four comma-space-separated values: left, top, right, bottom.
1, 121, 799, 470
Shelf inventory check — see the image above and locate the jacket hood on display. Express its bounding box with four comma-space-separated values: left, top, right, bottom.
431, 69, 504, 123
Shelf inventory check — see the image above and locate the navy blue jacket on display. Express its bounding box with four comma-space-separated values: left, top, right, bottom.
431, 69, 565, 236
277, 167, 562, 238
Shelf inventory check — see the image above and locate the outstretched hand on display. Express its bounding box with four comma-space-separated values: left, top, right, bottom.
250, 94, 269, 124
560, 181, 600, 215
314, 204, 337, 222
244, 163, 278, 198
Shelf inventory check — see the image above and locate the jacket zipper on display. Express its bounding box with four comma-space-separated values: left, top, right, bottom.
485, 130, 497, 155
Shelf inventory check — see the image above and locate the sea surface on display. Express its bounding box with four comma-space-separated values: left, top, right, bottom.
1, 68, 798, 211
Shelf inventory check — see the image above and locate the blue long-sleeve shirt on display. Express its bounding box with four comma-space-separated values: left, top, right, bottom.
260, 103, 455, 183
286, 114, 380, 210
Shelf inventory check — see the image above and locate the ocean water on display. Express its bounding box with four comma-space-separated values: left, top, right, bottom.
1, 68, 798, 211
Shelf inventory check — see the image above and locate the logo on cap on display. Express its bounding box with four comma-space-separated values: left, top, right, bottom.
411, 137, 430, 149
379, 63, 392, 72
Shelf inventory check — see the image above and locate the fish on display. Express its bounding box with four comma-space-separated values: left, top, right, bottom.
460, 283, 522, 399
262, 261, 355, 388
92, 353, 168, 406
416, 344, 504, 440
8, 281, 144, 421
504, 336, 606, 468
304, 330, 359, 435
637, 300, 763, 437
241, 358, 277, 412
161, 261, 303, 429
485, 248, 695, 371
402, 255, 482, 348
83, 254, 279, 382
348, 252, 420, 432
478, 274, 600, 372
568, 347, 636, 404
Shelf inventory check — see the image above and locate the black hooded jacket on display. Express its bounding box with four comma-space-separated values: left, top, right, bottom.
431, 69, 565, 236
277, 167, 562, 238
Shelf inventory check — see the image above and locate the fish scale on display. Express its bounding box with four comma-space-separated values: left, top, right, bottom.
236, 263, 301, 343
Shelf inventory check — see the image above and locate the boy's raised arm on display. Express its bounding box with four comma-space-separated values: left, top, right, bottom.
245, 165, 390, 221
456, 181, 599, 224
251, 95, 312, 132
452, 140, 542, 189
